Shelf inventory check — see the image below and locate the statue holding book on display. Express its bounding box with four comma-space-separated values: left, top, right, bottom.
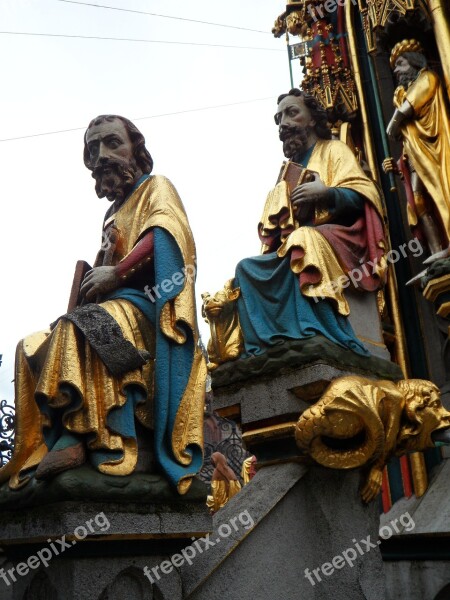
0, 115, 206, 496
204, 89, 387, 367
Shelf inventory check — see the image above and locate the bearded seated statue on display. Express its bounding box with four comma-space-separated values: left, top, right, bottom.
0, 115, 206, 502
203, 90, 392, 381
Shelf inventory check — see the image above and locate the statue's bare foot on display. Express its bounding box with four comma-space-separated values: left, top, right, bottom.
35, 442, 86, 480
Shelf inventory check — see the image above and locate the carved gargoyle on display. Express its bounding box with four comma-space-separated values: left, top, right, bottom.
201, 280, 244, 370
295, 376, 450, 503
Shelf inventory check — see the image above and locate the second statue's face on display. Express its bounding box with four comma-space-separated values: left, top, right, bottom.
275, 95, 316, 159
85, 118, 140, 204
394, 56, 415, 87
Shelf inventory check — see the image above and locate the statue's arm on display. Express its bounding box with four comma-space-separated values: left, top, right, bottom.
115, 230, 154, 282
328, 187, 365, 218
387, 72, 437, 139
386, 100, 414, 140
80, 231, 154, 302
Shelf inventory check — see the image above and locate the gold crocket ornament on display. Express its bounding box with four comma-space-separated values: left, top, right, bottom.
295, 376, 450, 503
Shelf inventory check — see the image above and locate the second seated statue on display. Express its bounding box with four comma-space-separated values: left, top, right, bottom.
204, 89, 387, 367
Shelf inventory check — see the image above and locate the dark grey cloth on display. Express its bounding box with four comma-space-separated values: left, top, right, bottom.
55, 304, 151, 376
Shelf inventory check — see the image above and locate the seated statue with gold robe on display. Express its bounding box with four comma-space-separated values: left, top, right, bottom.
212, 90, 387, 363
0, 115, 206, 495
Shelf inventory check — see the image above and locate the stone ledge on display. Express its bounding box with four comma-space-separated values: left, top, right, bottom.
0, 494, 211, 549
0, 465, 207, 511
210, 336, 402, 391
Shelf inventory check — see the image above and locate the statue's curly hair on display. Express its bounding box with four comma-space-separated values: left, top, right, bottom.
275, 89, 331, 140
400, 51, 428, 72
83, 115, 153, 174
397, 379, 440, 438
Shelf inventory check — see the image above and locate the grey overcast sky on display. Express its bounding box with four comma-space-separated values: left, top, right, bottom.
0, 0, 293, 401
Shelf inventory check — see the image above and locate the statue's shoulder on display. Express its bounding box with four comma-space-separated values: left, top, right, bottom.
420, 67, 437, 79
324, 138, 352, 151
315, 138, 356, 162
142, 173, 174, 190
141, 174, 188, 220
139, 174, 181, 201
412, 68, 438, 89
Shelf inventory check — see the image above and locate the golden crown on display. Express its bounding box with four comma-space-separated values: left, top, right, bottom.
390, 39, 424, 68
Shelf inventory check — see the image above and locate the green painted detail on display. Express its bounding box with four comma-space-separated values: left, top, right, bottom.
0, 465, 208, 511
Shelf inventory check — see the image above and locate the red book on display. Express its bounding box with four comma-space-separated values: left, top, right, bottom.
276, 160, 315, 222
67, 260, 92, 312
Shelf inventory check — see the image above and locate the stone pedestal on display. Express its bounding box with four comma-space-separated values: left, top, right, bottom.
210, 337, 402, 465
196, 311, 400, 598
0, 474, 211, 600
182, 463, 386, 600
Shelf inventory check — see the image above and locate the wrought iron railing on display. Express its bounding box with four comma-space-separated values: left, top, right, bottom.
0, 400, 15, 468
199, 416, 250, 484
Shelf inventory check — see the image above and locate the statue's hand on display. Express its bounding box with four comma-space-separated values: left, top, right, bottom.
291, 172, 329, 217
382, 157, 399, 175
80, 266, 119, 302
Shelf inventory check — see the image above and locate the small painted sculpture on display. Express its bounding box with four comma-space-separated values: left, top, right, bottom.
206, 452, 242, 513
201, 281, 243, 370
241, 455, 257, 485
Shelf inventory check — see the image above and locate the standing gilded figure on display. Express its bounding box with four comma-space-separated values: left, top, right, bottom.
385, 39, 450, 257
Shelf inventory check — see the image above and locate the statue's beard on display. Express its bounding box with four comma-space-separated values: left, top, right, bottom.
397, 68, 418, 89
279, 125, 310, 159
92, 158, 138, 203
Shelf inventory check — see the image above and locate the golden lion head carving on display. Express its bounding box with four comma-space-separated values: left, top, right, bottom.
396, 379, 450, 451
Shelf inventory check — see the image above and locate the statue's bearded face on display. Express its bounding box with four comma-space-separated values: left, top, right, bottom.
85, 119, 140, 204
275, 96, 315, 159
394, 56, 418, 88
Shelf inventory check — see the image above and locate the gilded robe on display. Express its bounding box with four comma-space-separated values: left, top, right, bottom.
235, 140, 387, 356
394, 69, 450, 243
0, 175, 206, 494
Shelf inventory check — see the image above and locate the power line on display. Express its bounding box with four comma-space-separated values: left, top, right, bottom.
57, 0, 269, 35
0, 31, 282, 51
0, 97, 275, 142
